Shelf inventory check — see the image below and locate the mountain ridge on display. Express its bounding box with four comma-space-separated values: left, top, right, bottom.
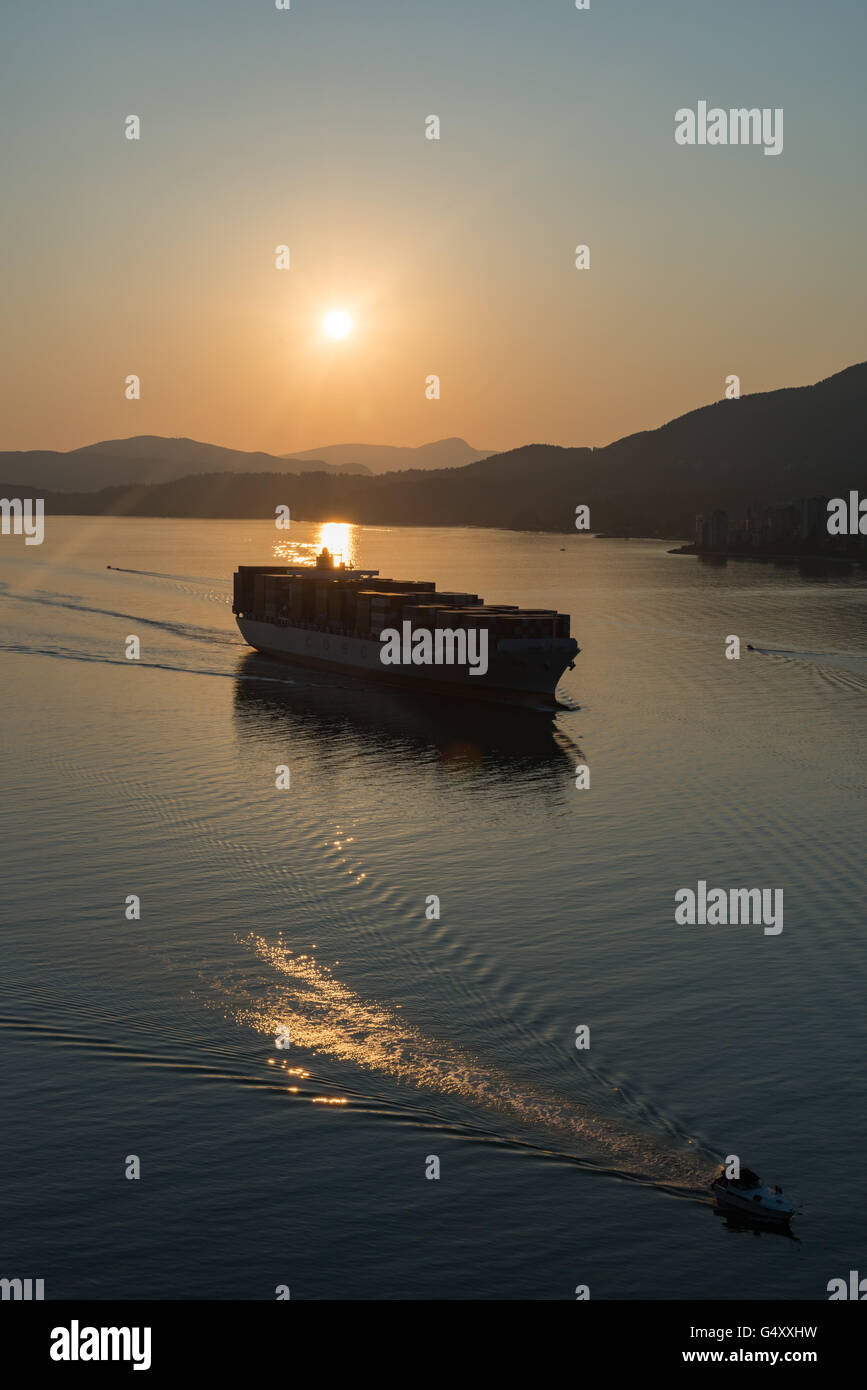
4, 363, 865, 536
284, 437, 492, 472
0, 436, 372, 490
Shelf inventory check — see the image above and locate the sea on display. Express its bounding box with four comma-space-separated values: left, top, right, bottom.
2, 516, 865, 1299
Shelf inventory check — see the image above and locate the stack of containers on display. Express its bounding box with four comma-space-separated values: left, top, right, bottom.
401, 603, 441, 628
233, 565, 313, 616
367, 591, 429, 636
471, 612, 514, 643
264, 575, 293, 619
289, 582, 306, 623
519, 611, 558, 633
420, 608, 567, 644
369, 592, 400, 637
326, 588, 346, 627
490, 610, 558, 640
363, 580, 435, 598
428, 591, 481, 609
314, 580, 333, 621
262, 575, 277, 618
355, 591, 374, 636
436, 608, 496, 632
342, 589, 358, 631
393, 596, 483, 633
303, 574, 320, 620
448, 605, 519, 628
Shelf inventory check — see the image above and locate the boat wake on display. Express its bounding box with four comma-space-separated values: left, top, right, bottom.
225, 933, 717, 1200
105, 565, 228, 585
747, 643, 867, 691
0, 587, 239, 645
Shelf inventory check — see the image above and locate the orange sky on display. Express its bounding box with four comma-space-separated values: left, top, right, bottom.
2, 1, 864, 457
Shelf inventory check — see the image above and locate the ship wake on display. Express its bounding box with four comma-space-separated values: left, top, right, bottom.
227, 933, 716, 1198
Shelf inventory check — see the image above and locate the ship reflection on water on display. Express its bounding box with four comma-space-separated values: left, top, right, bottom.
232, 652, 583, 781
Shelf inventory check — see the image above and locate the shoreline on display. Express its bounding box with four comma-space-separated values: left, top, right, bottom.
669, 544, 866, 567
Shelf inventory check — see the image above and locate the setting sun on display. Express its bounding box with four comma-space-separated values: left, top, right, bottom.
323, 309, 352, 340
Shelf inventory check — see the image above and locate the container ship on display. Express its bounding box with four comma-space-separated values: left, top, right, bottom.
233, 549, 579, 707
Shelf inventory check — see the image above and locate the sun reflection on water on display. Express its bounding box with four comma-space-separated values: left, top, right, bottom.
229, 933, 713, 1188
272, 521, 356, 568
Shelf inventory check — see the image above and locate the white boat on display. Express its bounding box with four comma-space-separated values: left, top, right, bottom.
711, 1166, 795, 1224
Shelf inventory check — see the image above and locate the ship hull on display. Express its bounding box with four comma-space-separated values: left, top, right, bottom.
236, 617, 578, 708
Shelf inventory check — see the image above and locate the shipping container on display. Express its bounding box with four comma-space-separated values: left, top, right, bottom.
326, 590, 346, 623
402, 604, 441, 625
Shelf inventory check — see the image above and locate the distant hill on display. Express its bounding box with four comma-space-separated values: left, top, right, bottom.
0, 435, 371, 491
285, 437, 492, 472
5, 364, 865, 536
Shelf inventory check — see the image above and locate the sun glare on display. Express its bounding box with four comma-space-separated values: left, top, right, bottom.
317, 522, 354, 567
323, 309, 352, 339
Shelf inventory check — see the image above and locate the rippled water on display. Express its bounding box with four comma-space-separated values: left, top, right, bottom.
2, 517, 866, 1298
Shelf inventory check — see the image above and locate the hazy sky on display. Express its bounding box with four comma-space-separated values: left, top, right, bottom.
2, 0, 865, 455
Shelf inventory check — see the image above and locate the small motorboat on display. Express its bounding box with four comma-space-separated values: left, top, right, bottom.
711, 1166, 795, 1224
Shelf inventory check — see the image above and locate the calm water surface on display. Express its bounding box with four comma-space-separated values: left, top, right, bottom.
2, 517, 866, 1298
